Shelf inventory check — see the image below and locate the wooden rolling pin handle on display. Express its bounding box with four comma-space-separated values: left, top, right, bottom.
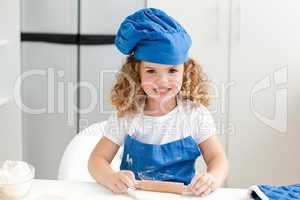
135, 180, 193, 195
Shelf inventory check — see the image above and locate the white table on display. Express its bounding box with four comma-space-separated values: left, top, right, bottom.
22, 179, 250, 200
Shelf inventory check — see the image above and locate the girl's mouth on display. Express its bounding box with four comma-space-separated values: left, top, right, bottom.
154, 87, 172, 95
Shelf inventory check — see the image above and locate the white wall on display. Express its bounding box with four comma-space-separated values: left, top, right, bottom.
228, 0, 300, 187
0, 0, 22, 161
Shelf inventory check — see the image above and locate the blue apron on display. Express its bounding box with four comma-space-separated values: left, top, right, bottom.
120, 134, 201, 185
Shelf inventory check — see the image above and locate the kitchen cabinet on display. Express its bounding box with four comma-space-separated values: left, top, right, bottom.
21, 0, 145, 179
79, 0, 145, 130
21, 0, 78, 178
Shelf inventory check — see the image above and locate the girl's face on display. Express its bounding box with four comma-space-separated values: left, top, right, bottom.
140, 61, 184, 101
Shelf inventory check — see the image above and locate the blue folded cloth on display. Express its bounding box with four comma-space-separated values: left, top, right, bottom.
249, 183, 300, 200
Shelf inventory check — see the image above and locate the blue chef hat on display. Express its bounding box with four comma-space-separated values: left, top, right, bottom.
115, 8, 192, 65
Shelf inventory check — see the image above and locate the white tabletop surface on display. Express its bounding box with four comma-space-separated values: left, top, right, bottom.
22, 179, 250, 200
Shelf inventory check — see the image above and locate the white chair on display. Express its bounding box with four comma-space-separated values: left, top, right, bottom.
58, 121, 122, 182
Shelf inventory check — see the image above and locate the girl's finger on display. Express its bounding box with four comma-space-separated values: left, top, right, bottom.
110, 184, 118, 194
112, 183, 122, 194
119, 174, 135, 188
200, 186, 212, 197
116, 181, 128, 193
210, 179, 217, 191
189, 175, 199, 187
205, 178, 213, 188
195, 183, 209, 196
193, 175, 209, 191
199, 181, 214, 197
124, 171, 136, 185
190, 173, 204, 188
124, 171, 136, 181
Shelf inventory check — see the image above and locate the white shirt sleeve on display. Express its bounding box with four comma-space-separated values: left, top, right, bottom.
191, 105, 217, 144
103, 113, 127, 146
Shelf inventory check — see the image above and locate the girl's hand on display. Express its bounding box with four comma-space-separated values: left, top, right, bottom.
188, 172, 217, 197
105, 170, 136, 194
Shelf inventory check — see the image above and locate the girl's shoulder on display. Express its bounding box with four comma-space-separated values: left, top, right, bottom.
178, 98, 217, 144
106, 112, 137, 127
179, 98, 211, 117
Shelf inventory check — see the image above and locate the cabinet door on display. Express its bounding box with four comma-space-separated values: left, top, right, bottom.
21, 0, 78, 33
21, 0, 78, 179
228, 0, 300, 187
147, 0, 230, 177
22, 43, 78, 179
79, 45, 124, 130
79, 0, 145, 130
80, 0, 146, 34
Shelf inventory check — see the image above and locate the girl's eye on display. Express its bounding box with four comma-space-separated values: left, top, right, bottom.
169, 68, 178, 73
146, 70, 155, 74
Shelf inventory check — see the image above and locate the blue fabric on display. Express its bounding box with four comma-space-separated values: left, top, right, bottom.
115, 8, 192, 65
251, 183, 300, 200
120, 135, 201, 185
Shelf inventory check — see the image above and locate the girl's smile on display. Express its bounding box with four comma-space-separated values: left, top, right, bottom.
153, 87, 172, 96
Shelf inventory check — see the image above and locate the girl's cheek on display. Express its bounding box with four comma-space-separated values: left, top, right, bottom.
144, 73, 157, 81
170, 84, 178, 91
167, 84, 181, 96
142, 85, 152, 94
141, 80, 156, 90
141, 83, 156, 96
171, 80, 182, 91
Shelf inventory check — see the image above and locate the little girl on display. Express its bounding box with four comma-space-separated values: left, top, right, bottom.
88, 8, 229, 197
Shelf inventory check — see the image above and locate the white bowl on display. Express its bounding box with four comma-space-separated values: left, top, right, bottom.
0, 161, 35, 199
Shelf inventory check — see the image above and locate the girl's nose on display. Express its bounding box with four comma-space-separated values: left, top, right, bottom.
157, 73, 169, 85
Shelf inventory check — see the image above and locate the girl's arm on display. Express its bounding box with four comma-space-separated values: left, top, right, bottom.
88, 136, 120, 184
88, 137, 135, 193
199, 135, 229, 187
189, 135, 229, 196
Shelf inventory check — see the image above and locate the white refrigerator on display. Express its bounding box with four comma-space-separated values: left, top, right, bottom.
21, 0, 145, 179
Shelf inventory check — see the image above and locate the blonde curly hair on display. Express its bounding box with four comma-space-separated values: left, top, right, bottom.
110, 55, 211, 117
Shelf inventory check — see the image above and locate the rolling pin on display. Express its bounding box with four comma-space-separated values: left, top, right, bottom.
134, 180, 193, 195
